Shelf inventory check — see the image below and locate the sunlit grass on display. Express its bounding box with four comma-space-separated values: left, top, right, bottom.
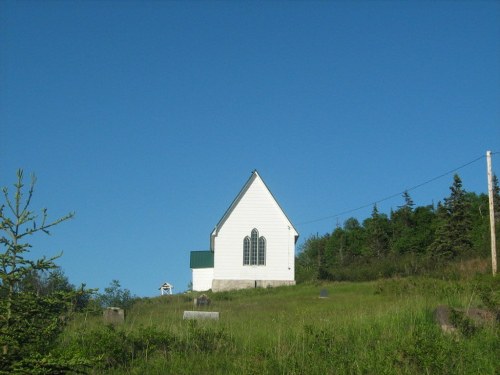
62, 276, 498, 374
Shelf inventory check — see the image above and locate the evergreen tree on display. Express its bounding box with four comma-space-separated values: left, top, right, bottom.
445, 174, 473, 255
295, 173, 493, 282
0, 170, 89, 373
429, 174, 472, 259
412, 205, 436, 254
467, 192, 491, 256
326, 227, 346, 266
364, 205, 390, 258
429, 202, 455, 259
343, 218, 366, 257
400, 190, 415, 226
391, 191, 417, 254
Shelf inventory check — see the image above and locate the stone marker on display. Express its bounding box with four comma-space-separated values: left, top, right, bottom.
434, 305, 456, 334
193, 294, 211, 307
183, 311, 219, 320
319, 289, 329, 298
434, 305, 495, 334
103, 307, 125, 325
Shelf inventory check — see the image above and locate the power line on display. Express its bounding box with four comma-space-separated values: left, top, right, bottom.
298, 153, 491, 226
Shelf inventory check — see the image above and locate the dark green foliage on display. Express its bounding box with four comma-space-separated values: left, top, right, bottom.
467, 193, 491, 256
18, 268, 71, 295
447, 175, 473, 251
428, 202, 455, 261
430, 175, 473, 259
1, 292, 69, 355
493, 174, 500, 217
296, 174, 497, 283
391, 192, 423, 255
0, 170, 89, 374
450, 309, 479, 337
364, 204, 391, 258
18, 268, 92, 312
6, 353, 90, 375
69, 326, 131, 369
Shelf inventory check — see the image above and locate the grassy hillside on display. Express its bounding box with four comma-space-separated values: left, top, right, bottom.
61, 276, 498, 374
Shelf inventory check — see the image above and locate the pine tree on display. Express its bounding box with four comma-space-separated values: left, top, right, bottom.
445, 174, 472, 255
400, 190, 415, 226
429, 174, 472, 259
391, 191, 417, 254
365, 204, 390, 258
429, 202, 455, 259
343, 218, 367, 257
0, 170, 89, 373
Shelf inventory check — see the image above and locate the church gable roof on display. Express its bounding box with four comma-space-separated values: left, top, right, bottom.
210, 170, 298, 250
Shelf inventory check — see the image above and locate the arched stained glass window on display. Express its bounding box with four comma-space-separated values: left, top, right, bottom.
243, 229, 266, 266
243, 237, 250, 265
250, 229, 258, 265
258, 237, 266, 265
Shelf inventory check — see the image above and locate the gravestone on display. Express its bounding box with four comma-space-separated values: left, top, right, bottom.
103, 307, 125, 325
183, 311, 219, 320
434, 305, 495, 334
194, 294, 211, 307
319, 289, 329, 298
434, 305, 456, 334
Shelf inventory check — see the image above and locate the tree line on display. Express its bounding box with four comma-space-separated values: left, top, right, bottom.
296, 174, 500, 282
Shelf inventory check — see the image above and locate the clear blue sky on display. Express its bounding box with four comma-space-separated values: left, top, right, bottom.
1, 1, 499, 297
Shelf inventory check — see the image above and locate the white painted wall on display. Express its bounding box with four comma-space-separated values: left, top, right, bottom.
212, 175, 297, 282
192, 268, 214, 291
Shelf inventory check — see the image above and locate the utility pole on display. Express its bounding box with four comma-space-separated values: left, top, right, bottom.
486, 151, 497, 276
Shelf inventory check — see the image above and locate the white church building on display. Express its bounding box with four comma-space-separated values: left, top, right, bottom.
190, 170, 299, 292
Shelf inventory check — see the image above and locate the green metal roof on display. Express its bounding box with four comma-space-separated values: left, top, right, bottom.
190, 251, 214, 269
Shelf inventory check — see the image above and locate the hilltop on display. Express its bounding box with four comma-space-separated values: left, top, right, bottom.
62, 275, 498, 374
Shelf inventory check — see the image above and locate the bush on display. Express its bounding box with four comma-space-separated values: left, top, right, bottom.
97, 280, 138, 310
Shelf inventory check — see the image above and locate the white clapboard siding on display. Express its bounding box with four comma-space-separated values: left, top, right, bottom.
192, 268, 214, 291
212, 171, 298, 282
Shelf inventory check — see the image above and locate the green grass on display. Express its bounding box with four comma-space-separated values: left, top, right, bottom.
61, 277, 499, 374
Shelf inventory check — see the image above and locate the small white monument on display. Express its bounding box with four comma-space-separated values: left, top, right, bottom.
159, 282, 173, 295
183, 311, 219, 320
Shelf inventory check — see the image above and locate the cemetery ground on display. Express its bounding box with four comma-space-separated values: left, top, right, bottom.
61, 274, 499, 375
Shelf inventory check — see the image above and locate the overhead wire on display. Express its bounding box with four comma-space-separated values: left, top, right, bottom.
298, 153, 497, 226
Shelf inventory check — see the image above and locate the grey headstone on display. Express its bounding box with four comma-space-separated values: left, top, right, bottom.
183, 311, 219, 320
194, 294, 211, 306
434, 305, 456, 334
434, 305, 494, 334
319, 289, 329, 298
103, 307, 125, 325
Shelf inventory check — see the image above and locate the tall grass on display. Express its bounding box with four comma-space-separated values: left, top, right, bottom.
60, 276, 498, 374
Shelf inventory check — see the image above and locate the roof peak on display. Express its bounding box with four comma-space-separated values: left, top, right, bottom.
210, 170, 299, 250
